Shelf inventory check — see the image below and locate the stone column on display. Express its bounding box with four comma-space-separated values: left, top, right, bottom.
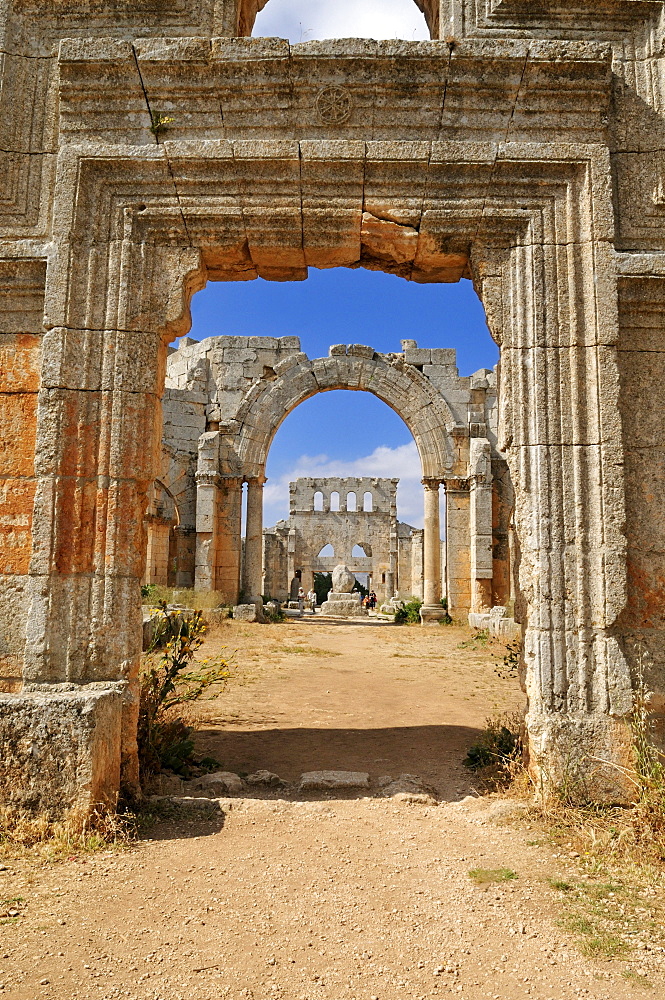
242, 476, 265, 601
445, 478, 472, 617
469, 438, 494, 613
420, 478, 447, 624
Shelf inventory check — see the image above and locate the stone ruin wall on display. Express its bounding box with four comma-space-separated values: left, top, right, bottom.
262, 476, 426, 604
2, 1, 665, 812
150, 334, 508, 614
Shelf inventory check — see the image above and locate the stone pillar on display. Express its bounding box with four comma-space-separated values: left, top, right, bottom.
195, 471, 220, 592
411, 528, 424, 600
194, 430, 221, 593
469, 438, 494, 613
216, 475, 243, 603
445, 478, 472, 617
19, 327, 169, 808
242, 476, 265, 601
420, 478, 447, 624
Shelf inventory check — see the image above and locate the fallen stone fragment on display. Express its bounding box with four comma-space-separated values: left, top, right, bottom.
380, 773, 438, 798
246, 770, 286, 787
192, 771, 245, 796
299, 770, 370, 791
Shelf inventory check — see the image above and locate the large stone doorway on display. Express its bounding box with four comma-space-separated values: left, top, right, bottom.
3, 6, 663, 814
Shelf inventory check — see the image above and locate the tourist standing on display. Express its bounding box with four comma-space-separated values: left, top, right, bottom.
297, 586, 305, 617
307, 588, 317, 614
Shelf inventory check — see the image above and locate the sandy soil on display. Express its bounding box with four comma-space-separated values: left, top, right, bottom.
1, 617, 662, 1000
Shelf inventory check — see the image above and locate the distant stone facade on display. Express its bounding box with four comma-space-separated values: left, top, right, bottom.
263, 477, 428, 604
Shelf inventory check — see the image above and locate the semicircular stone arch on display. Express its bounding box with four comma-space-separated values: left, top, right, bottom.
233, 349, 458, 480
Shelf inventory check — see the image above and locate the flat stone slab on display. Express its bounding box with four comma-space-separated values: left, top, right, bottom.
299, 770, 370, 791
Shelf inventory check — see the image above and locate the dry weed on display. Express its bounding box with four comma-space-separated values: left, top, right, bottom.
0, 806, 134, 861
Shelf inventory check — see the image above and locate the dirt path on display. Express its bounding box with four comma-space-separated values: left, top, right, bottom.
1, 619, 662, 1000
192, 617, 522, 798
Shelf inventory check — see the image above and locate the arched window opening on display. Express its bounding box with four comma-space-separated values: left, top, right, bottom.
318, 543, 334, 557
352, 543, 367, 557
313, 490, 324, 511
346, 491, 357, 512
330, 491, 340, 511
363, 491, 373, 512
250, 0, 431, 44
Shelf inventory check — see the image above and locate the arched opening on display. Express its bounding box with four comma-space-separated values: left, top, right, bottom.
318, 543, 334, 557
165, 267, 505, 617
248, 0, 431, 43
352, 543, 367, 557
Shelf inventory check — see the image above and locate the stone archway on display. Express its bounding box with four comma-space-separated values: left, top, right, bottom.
229, 347, 458, 618
3, 12, 661, 813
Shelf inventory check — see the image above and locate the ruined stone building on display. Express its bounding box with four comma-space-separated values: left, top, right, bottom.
263, 476, 428, 604
3, 0, 665, 815
145, 335, 508, 614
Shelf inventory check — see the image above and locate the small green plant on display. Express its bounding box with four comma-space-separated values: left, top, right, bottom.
394, 599, 423, 625
263, 603, 285, 623
463, 714, 523, 774
549, 878, 574, 892
468, 867, 517, 885
150, 112, 174, 136
138, 603, 230, 779
457, 629, 490, 649
141, 583, 157, 601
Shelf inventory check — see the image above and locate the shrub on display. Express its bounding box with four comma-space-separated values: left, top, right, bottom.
463, 713, 523, 780
138, 603, 230, 780
394, 599, 423, 625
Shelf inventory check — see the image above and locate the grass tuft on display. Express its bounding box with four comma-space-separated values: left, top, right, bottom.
468, 867, 517, 885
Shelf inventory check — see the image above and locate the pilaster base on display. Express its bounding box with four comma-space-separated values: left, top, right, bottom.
419, 604, 448, 625
526, 712, 636, 804
0, 686, 125, 819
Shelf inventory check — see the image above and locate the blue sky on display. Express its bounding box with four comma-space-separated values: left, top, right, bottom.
188, 271, 497, 527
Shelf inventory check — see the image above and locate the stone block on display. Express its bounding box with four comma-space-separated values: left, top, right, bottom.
233, 603, 266, 623
192, 771, 244, 796
0, 688, 124, 819
404, 348, 432, 366
299, 771, 370, 791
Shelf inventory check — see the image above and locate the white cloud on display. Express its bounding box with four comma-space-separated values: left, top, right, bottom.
253, 0, 430, 43
264, 441, 427, 527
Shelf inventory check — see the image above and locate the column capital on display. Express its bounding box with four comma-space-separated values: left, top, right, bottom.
444, 477, 471, 492
245, 474, 267, 487
195, 471, 222, 488
421, 476, 444, 491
